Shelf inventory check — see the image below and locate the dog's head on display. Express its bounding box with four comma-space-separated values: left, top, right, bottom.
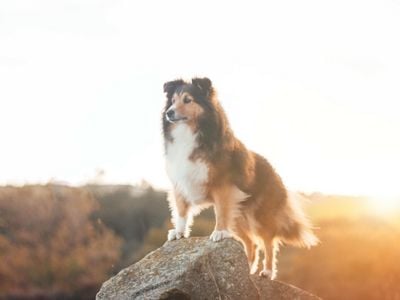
163, 77, 213, 125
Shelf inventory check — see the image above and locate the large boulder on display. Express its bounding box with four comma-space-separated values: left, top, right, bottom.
96, 237, 320, 300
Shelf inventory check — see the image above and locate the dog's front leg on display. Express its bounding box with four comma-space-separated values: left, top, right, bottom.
210, 188, 234, 242
167, 192, 191, 241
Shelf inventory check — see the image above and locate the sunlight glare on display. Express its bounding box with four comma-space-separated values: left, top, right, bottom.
367, 195, 400, 216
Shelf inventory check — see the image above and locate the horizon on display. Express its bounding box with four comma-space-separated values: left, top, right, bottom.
0, 179, 393, 200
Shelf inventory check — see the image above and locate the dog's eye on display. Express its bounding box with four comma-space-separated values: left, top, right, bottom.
183, 97, 192, 104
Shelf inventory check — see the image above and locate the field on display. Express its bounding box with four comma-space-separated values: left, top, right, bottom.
0, 184, 399, 299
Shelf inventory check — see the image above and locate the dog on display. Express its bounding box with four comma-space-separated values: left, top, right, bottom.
162, 77, 318, 279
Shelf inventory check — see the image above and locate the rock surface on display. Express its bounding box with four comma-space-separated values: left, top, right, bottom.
96, 237, 320, 300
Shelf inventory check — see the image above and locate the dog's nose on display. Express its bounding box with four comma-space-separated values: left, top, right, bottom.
166, 109, 175, 119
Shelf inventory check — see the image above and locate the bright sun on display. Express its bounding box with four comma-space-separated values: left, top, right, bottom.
367, 196, 400, 216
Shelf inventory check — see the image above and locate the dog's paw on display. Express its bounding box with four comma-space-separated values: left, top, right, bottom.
209, 229, 232, 242
167, 229, 185, 241
259, 269, 275, 280
250, 263, 258, 275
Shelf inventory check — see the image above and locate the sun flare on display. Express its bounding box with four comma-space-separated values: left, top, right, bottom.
367, 196, 400, 216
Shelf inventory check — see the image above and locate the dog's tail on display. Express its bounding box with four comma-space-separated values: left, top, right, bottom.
275, 191, 319, 248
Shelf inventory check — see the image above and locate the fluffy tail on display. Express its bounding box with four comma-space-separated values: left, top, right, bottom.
275, 191, 319, 248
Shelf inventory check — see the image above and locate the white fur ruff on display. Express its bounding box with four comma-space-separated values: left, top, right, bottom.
165, 124, 209, 205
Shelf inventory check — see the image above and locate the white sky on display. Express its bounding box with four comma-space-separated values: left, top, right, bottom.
1, 0, 400, 197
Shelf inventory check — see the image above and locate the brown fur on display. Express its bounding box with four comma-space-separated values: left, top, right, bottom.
163, 77, 318, 278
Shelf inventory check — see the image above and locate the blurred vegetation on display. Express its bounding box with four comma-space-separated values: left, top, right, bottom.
87, 184, 169, 268
0, 185, 121, 299
0, 184, 399, 300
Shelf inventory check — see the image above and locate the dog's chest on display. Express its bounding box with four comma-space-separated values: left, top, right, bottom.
165, 124, 209, 204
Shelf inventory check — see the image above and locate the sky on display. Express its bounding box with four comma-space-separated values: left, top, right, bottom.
1, 0, 400, 197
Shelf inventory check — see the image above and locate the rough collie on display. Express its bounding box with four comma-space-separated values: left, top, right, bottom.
162, 77, 318, 279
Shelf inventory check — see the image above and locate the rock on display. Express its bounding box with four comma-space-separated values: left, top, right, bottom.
250, 276, 319, 300
96, 237, 320, 300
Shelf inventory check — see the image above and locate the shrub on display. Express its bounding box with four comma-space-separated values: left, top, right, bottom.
0, 185, 122, 299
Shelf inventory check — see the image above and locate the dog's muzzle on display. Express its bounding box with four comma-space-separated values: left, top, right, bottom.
166, 109, 187, 123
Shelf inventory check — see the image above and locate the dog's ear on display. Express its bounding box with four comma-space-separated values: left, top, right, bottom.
192, 77, 212, 97
163, 79, 184, 96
